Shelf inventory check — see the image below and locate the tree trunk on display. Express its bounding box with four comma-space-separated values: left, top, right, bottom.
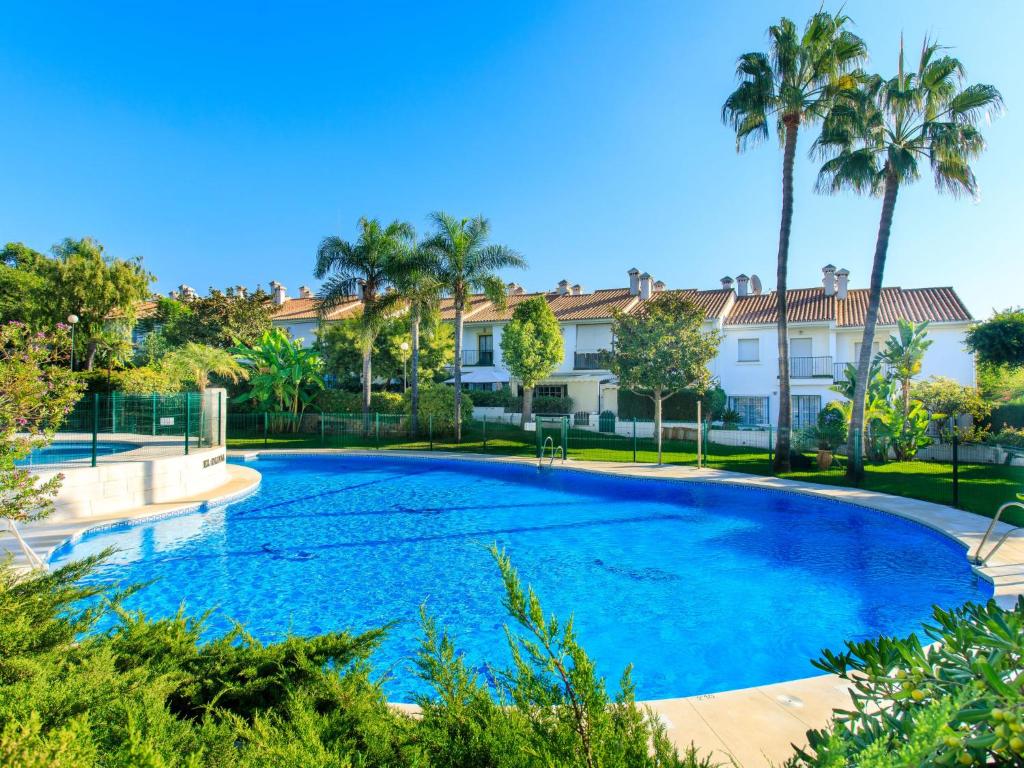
654, 388, 663, 465
522, 386, 534, 425
410, 310, 421, 438
773, 115, 799, 473
453, 308, 463, 442
847, 169, 900, 480
85, 340, 98, 371
362, 345, 372, 435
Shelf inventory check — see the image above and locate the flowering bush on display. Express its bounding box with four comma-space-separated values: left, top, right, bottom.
1, 322, 84, 522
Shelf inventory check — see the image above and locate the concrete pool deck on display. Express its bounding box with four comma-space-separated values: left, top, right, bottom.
6, 449, 1023, 767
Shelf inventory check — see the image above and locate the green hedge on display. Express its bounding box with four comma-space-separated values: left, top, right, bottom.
465, 388, 514, 407
617, 389, 723, 421
317, 389, 405, 414
990, 403, 1024, 429
504, 395, 574, 415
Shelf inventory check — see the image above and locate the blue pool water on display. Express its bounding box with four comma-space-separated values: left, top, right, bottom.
50, 454, 990, 701
17, 441, 138, 466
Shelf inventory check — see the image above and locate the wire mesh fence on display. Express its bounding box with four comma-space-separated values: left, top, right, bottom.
19, 392, 224, 470
226, 410, 1024, 518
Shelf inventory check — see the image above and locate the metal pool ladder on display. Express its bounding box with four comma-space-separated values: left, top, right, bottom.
971, 501, 1024, 566
539, 436, 563, 469
1, 519, 47, 570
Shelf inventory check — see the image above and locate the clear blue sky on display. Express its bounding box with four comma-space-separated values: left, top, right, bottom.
1, 1, 1019, 318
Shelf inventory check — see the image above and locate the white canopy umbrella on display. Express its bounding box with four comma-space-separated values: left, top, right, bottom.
444, 368, 510, 385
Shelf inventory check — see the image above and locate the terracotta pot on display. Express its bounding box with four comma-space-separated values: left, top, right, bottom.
817, 449, 834, 471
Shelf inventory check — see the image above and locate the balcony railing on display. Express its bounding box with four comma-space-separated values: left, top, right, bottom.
833, 360, 895, 381
788, 356, 834, 379
574, 351, 613, 370
461, 349, 494, 366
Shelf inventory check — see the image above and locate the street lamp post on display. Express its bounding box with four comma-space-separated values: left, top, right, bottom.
400, 341, 410, 393
67, 314, 79, 371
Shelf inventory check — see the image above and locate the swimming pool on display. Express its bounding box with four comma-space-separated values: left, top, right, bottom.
17, 440, 139, 466
50, 454, 991, 701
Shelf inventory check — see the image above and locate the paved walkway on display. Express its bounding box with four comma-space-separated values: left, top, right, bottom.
7, 450, 1023, 766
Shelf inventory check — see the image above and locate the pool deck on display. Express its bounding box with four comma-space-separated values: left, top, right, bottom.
6, 449, 1024, 767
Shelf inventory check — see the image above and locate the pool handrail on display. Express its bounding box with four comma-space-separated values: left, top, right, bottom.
971, 501, 1024, 566
1, 518, 46, 570
539, 436, 564, 469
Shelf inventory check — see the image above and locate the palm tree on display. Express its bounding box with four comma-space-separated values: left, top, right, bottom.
814, 38, 1003, 479
391, 241, 443, 438
315, 218, 414, 421
722, 11, 865, 472
162, 342, 248, 393
879, 319, 932, 430
421, 212, 526, 442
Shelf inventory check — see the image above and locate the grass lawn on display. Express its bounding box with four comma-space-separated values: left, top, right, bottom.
227, 423, 1024, 526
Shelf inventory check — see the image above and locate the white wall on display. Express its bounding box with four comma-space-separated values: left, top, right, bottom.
273, 319, 319, 347
34, 447, 229, 521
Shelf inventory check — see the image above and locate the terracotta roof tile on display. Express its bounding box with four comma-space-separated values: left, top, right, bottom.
664, 288, 735, 320
725, 286, 971, 326
271, 296, 361, 321
439, 295, 493, 321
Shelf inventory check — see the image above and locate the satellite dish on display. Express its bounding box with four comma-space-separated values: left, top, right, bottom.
750, 274, 763, 295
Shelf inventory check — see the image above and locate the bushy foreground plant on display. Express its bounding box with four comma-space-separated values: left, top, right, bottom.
788, 598, 1024, 767
0, 547, 711, 768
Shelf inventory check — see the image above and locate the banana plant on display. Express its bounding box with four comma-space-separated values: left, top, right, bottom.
232, 329, 324, 431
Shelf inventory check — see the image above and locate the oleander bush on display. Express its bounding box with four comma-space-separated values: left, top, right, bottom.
788, 598, 1024, 767
0, 547, 710, 767
317, 389, 405, 414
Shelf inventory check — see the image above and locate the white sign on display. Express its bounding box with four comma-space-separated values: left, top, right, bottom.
160, 417, 175, 426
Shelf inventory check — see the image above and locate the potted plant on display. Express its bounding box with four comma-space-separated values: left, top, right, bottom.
813, 403, 848, 470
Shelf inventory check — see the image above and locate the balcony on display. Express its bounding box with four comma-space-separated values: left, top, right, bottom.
574, 350, 613, 370
833, 360, 895, 380
788, 356, 834, 379
461, 349, 494, 366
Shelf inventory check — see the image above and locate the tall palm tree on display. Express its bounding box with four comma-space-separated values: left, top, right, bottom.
421, 212, 526, 442
814, 38, 1002, 479
162, 342, 248, 393
391, 241, 443, 438
722, 11, 865, 472
315, 218, 414, 420
879, 319, 932, 425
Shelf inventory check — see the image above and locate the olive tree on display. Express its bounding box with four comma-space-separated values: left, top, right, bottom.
499, 296, 563, 424
611, 293, 720, 464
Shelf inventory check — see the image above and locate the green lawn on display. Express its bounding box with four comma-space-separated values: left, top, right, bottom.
227, 423, 1024, 526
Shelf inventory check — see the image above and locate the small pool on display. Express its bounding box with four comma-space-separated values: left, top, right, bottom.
17, 441, 139, 466
50, 454, 990, 701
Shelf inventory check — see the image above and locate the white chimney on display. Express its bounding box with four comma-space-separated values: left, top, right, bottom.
822, 264, 837, 297
736, 274, 750, 297
571, 283, 582, 295
557, 279, 570, 296
168, 290, 179, 300
721, 276, 734, 291
653, 280, 666, 293
638, 272, 654, 300
836, 268, 850, 299
628, 267, 641, 296
270, 281, 287, 306
299, 285, 313, 299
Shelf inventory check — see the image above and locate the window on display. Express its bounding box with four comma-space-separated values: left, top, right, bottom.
727, 396, 769, 426
463, 382, 494, 392
791, 395, 822, 429
477, 334, 493, 365
789, 337, 812, 357
854, 341, 880, 360
737, 338, 760, 362
535, 384, 567, 399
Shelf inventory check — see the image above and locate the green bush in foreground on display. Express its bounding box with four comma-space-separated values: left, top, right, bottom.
789, 598, 1024, 767
0, 547, 711, 768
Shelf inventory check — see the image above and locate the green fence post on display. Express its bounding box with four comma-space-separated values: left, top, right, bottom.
429, 415, 433, 450
111, 392, 117, 433
951, 419, 960, 508
320, 412, 326, 446
91, 393, 99, 467
768, 425, 773, 467
263, 412, 269, 448
375, 412, 380, 448
536, 417, 543, 458
218, 392, 223, 446
199, 394, 206, 448
632, 418, 637, 462
184, 394, 191, 455
482, 415, 488, 452
562, 416, 568, 460
151, 392, 157, 436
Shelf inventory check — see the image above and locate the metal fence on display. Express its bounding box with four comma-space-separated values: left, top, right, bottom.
20, 392, 224, 470
225, 411, 1024, 518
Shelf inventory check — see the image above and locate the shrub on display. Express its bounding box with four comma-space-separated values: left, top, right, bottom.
317, 389, 405, 414
464, 388, 514, 408
815, 402, 848, 449
988, 425, 1024, 449
0, 550, 711, 768
504, 395, 574, 415
789, 598, 1024, 767
991, 403, 1024, 430
403, 383, 472, 435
